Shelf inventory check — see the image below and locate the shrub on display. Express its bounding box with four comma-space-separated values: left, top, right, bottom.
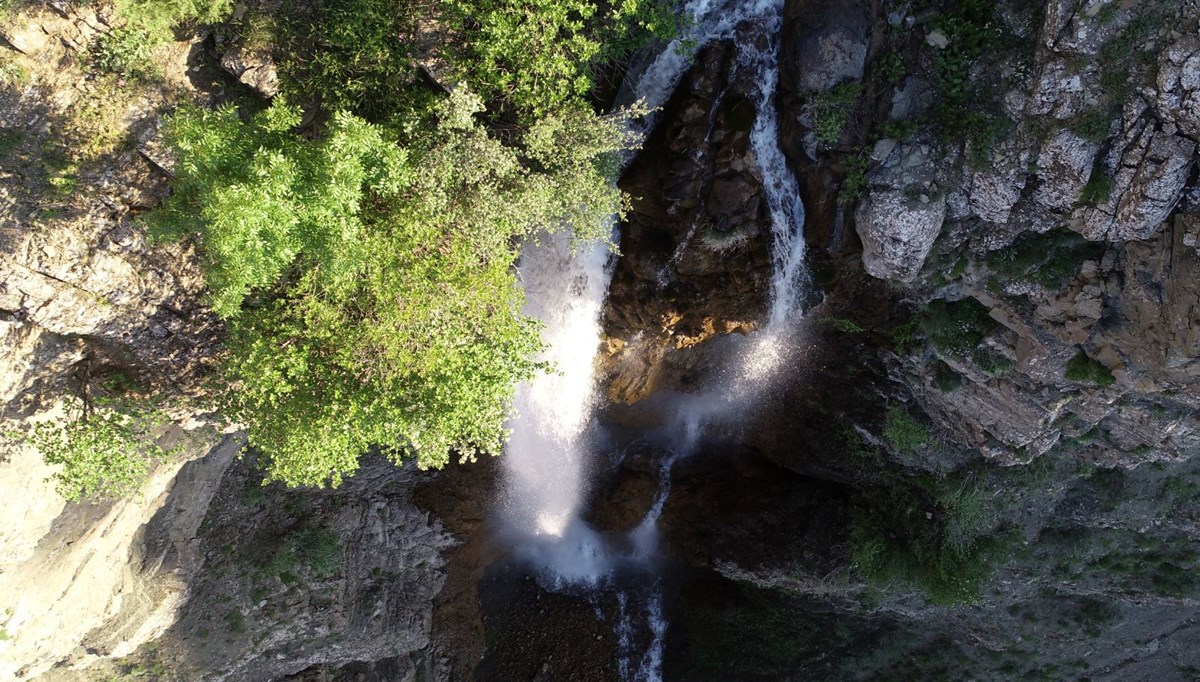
7, 396, 169, 501
260, 523, 344, 580
885, 407, 930, 453
1065, 350, 1115, 386
89, 25, 156, 79
274, 0, 425, 121
88, 0, 231, 79
441, 0, 684, 117
812, 81, 862, 144
150, 92, 640, 486
113, 0, 232, 39
920, 298, 996, 359
850, 477, 1006, 605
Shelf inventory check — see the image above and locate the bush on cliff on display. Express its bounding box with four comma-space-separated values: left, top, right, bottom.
151, 92, 638, 486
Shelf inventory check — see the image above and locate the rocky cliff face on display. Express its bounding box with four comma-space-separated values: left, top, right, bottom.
595, 0, 1200, 679
0, 6, 451, 680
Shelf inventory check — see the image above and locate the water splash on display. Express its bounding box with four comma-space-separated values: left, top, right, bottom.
501, 230, 611, 552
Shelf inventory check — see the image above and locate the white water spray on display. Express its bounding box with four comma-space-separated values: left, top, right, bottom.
502, 231, 610, 541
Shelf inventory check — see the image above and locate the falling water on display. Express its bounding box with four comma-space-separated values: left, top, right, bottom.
743, 12, 811, 329
501, 232, 611, 557
499, 0, 811, 678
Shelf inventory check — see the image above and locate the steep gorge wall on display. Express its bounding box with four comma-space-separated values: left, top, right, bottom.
596, 0, 1200, 679
0, 6, 451, 680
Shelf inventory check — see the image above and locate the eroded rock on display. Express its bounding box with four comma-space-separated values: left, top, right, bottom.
1073, 118, 1195, 241
1035, 129, 1100, 211
1155, 36, 1200, 140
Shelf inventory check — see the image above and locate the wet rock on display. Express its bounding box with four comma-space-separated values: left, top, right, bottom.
889, 76, 935, 122
602, 39, 771, 403
780, 0, 871, 93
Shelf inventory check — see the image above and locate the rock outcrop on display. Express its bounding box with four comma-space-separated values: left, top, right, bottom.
0, 6, 453, 681
602, 39, 770, 403
854, 140, 947, 281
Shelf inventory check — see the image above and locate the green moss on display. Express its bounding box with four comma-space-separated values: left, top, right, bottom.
223, 609, 246, 634
988, 227, 1106, 289
1080, 170, 1114, 205
812, 81, 863, 144
973, 347, 1015, 378
840, 148, 869, 202
885, 407, 930, 453
816, 315, 865, 334
1065, 351, 1115, 386
932, 360, 964, 392
1070, 110, 1113, 143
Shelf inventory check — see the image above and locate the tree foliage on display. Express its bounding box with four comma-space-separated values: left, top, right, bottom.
152, 91, 640, 486
8, 397, 169, 501
441, 0, 682, 116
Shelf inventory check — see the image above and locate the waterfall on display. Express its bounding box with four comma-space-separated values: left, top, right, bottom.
744, 12, 811, 329
501, 230, 613, 584
498, 0, 810, 677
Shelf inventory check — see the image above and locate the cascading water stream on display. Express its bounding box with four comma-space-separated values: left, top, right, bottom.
498, 1, 811, 679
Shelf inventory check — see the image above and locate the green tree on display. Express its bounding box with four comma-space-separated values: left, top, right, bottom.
152, 90, 639, 486
8, 396, 169, 501
442, 0, 682, 116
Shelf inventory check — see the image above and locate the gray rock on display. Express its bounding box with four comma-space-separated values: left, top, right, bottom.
1073, 121, 1195, 241
1035, 129, 1100, 211
781, 0, 871, 92
967, 140, 1030, 224
871, 137, 898, 162
220, 47, 280, 98
889, 76, 935, 122
856, 189, 946, 282
1052, 0, 1129, 56
1154, 36, 1200, 140
1026, 58, 1086, 119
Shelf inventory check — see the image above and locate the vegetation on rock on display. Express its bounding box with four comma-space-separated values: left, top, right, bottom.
7, 396, 171, 501
1065, 351, 1115, 387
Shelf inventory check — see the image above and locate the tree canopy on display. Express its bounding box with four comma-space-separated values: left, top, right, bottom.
152, 91, 640, 486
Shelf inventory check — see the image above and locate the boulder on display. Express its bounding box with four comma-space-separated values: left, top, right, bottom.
856, 189, 946, 282
1154, 36, 1200, 140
